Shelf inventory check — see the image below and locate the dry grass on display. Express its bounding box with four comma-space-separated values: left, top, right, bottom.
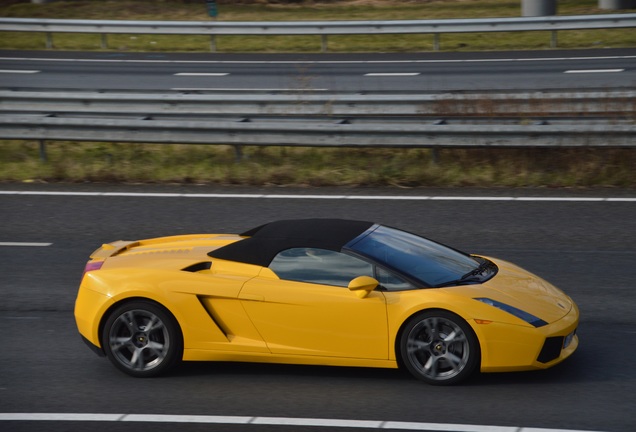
1, 141, 634, 188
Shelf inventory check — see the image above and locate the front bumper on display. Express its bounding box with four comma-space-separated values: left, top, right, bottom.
476, 301, 579, 373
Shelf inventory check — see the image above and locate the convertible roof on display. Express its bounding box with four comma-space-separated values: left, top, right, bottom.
208, 219, 374, 267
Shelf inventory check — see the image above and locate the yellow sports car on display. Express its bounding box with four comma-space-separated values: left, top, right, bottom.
74, 219, 579, 385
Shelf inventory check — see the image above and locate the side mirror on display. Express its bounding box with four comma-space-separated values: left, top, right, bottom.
348, 276, 379, 299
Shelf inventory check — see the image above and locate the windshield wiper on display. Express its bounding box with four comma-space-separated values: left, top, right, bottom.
460, 260, 491, 281
434, 259, 495, 288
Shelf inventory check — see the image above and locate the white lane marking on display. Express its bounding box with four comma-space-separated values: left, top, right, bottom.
0, 190, 634, 202
1, 54, 635, 65
125, 414, 251, 424
365, 72, 420, 76
171, 87, 330, 91
0, 413, 124, 421
251, 417, 382, 428
0, 413, 607, 432
174, 72, 229, 76
0, 242, 52, 247
0, 69, 40, 74
564, 69, 625, 74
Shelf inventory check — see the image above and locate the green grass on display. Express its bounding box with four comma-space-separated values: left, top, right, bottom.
0, 0, 634, 52
1, 141, 634, 188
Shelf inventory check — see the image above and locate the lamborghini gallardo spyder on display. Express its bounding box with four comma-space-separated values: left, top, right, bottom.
74, 219, 579, 385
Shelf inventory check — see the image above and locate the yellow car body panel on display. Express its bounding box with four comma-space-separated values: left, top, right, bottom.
74, 224, 579, 381
239, 277, 388, 359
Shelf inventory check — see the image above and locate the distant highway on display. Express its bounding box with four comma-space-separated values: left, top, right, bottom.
1, 48, 635, 92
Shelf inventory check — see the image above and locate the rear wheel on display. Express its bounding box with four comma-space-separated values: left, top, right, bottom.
102, 301, 182, 377
399, 310, 479, 385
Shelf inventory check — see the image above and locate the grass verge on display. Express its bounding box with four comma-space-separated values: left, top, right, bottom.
1, 141, 634, 188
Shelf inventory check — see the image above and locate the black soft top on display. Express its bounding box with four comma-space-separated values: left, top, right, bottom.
208, 219, 374, 267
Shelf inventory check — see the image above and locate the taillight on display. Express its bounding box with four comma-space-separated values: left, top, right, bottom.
82, 260, 104, 278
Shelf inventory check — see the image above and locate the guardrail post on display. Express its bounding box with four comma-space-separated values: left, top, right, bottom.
431, 148, 439, 165
433, 34, 440, 51
45, 32, 53, 49
39, 140, 47, 162
234, 145, 244, 162
101, 34, 108, 49
210, 35, 217, 52
551, 30, 558, 48
321, 35, 328, 53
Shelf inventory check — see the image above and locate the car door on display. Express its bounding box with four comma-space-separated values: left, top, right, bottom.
238, 248, 388, 360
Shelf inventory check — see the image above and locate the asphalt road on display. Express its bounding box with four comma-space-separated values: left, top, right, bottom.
1, 48, 636, 92
1, 184, 635, 432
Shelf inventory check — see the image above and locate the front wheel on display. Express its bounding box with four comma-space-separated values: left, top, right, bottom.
399, 310, 479, 385
102, 301, 182, 377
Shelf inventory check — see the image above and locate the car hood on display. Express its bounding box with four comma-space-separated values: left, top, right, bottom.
478, 257, 574, 323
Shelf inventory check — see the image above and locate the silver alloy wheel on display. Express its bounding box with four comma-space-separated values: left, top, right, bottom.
108, 308, 171, 372
405, 315, 472, 382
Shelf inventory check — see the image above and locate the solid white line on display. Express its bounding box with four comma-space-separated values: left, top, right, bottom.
1, 54, 635, 65
124, 414, 250, 424
0, 413, 123, 421
0, 242, 52, 247
564, 69, 624, 74
0, 413, 608, 431
252, 416, 382, 428
0, 190, 634, 202
384, 421, 516, 431
171, 87, 330, 91
174, 72, 229, 76
0, 69, 40, 74
365, 72, 420, 76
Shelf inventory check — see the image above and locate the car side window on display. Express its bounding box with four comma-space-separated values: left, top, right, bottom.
269, 248, 374, 287
376, 267, 417, 291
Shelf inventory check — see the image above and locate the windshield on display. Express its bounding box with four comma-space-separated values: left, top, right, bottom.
346, 225, 481, 287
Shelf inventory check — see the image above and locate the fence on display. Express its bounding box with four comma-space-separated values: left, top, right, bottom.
2, 87, 635, 157
2, 89, 634, 117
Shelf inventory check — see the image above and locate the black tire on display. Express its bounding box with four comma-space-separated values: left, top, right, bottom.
399, 310, 479, 385
102, 300, 182, 377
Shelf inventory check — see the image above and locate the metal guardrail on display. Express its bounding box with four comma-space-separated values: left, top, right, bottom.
1, 114, 634, 149
1, 89, 634, 117
1, 89, 634, 151
1, 14, 635, 52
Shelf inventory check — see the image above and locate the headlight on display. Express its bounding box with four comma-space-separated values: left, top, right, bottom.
474, 298, 547, 328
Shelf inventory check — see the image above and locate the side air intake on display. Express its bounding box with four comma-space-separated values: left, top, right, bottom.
181, 262, 212, 273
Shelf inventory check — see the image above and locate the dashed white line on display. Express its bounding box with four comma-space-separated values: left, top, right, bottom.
564, 69, 625, 74
0, 190, 634, 202
171, 87, 330, 91
0, 242, 52, 247
0, 69, 40, 74
365, 72, 421, 76
174, 72, 229, 76
0, 413, 607, 431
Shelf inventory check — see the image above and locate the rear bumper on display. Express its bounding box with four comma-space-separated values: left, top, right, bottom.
74, 275, 115, 350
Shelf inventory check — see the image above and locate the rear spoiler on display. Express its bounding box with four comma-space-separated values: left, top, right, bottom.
89, 240, 139, 260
